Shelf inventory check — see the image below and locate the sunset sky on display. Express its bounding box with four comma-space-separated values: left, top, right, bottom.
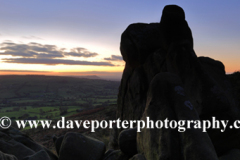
0, 1, 240, 80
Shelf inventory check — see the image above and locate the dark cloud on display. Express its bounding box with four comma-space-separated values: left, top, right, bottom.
0, 70, 50, 73
65, 47, 98, 57
0, 42, 116, 66
2, 58, 114, 66
104, 55, 123, 61
0, 42, 98, 59
0, 42, 64, 58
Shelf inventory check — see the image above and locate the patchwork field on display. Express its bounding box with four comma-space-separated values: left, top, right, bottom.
0, 75, 120, 121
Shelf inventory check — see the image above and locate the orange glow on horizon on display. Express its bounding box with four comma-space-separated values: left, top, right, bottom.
0, 70, 124, 81
0, 60, 239, 77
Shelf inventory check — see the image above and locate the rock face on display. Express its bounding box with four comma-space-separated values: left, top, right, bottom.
0, 151, 18, 160
0, 128, 108, 160
129, 154, 146, 160
0, 127, 57, 160
58, 132, 106, 160
118, 128, 138, 157
219, 149, 240, 160
114, 4, 240, 160
52, 135, 64, 156
137, 73, 218, 160
103, 150, 129, 160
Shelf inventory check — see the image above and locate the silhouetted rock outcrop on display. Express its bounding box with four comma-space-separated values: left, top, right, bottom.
113, 4, 240, 160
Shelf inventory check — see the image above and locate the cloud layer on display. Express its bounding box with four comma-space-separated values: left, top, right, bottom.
104, 55, 123, 61
0, 42, 114, 66
66, 48, 98, 58
2, 58, 114, 66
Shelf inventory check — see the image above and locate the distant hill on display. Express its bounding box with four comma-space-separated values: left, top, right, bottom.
0, 75, 119, 99
72, 75, 101, 79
